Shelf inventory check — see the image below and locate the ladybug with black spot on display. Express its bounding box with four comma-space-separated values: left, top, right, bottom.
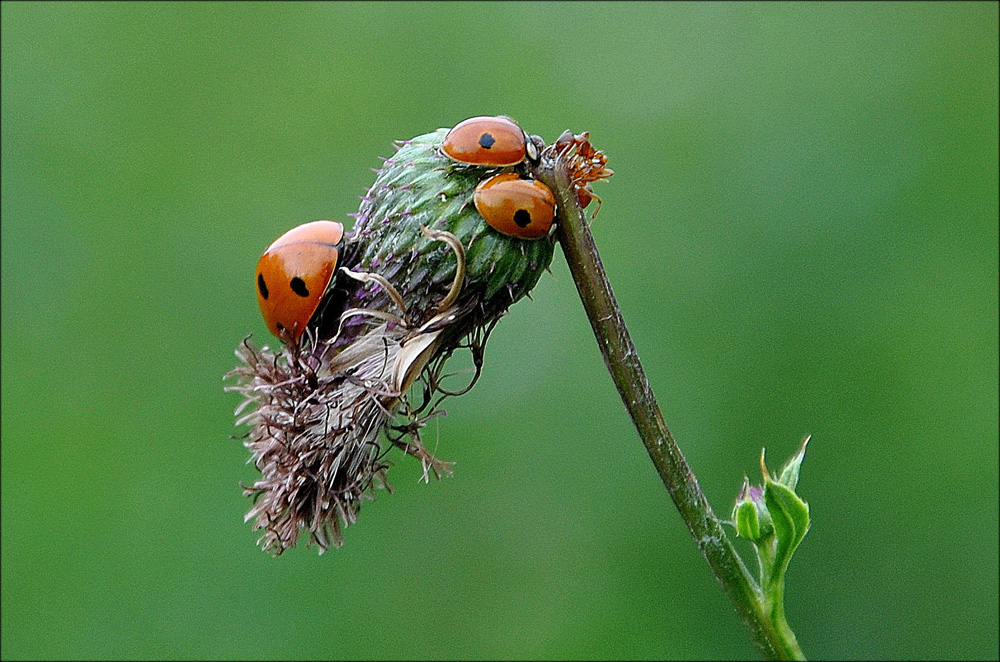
255, 220, 345, 341
473, 172, 555, 239
441, 115, 540, 167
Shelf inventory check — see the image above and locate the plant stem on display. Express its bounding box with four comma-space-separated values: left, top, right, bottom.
534, 161, 805, 661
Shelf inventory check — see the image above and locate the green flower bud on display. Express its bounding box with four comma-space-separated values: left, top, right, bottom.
732, 440, 812, 596
340, 128, 556, 336
734, 497, 761, 541
733, 477, 771, 542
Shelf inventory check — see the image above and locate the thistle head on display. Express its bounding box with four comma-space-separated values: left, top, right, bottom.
227, 117, 611, 554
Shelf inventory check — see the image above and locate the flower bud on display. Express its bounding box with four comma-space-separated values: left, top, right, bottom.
733, 477, 772, 543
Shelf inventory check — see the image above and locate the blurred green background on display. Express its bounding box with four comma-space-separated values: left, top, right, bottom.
2, 2, 997, 660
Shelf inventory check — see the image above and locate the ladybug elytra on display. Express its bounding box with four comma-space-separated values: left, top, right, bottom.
441, 116, 531, 167
255, 220, 344, 341
473, 173, 555, 240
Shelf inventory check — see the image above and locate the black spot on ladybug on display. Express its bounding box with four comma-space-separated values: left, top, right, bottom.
290, 277, 309, 297
513, 209, 531, 228
257, 273, 269, 300
478, 132, 496, 149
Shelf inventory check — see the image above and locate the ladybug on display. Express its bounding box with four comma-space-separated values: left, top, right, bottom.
473, 173, 556, 240
441, 116, 537, 166
255, 220, 344, 341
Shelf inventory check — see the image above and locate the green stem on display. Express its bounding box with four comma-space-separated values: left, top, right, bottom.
766, 582, 800, 655
763, 548, 802, 657
535, 161, 805, 661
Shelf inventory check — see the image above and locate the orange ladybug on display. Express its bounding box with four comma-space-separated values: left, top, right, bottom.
255, 220, 344, 341
441, 116, 530, 167
473, 173, 555, 239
